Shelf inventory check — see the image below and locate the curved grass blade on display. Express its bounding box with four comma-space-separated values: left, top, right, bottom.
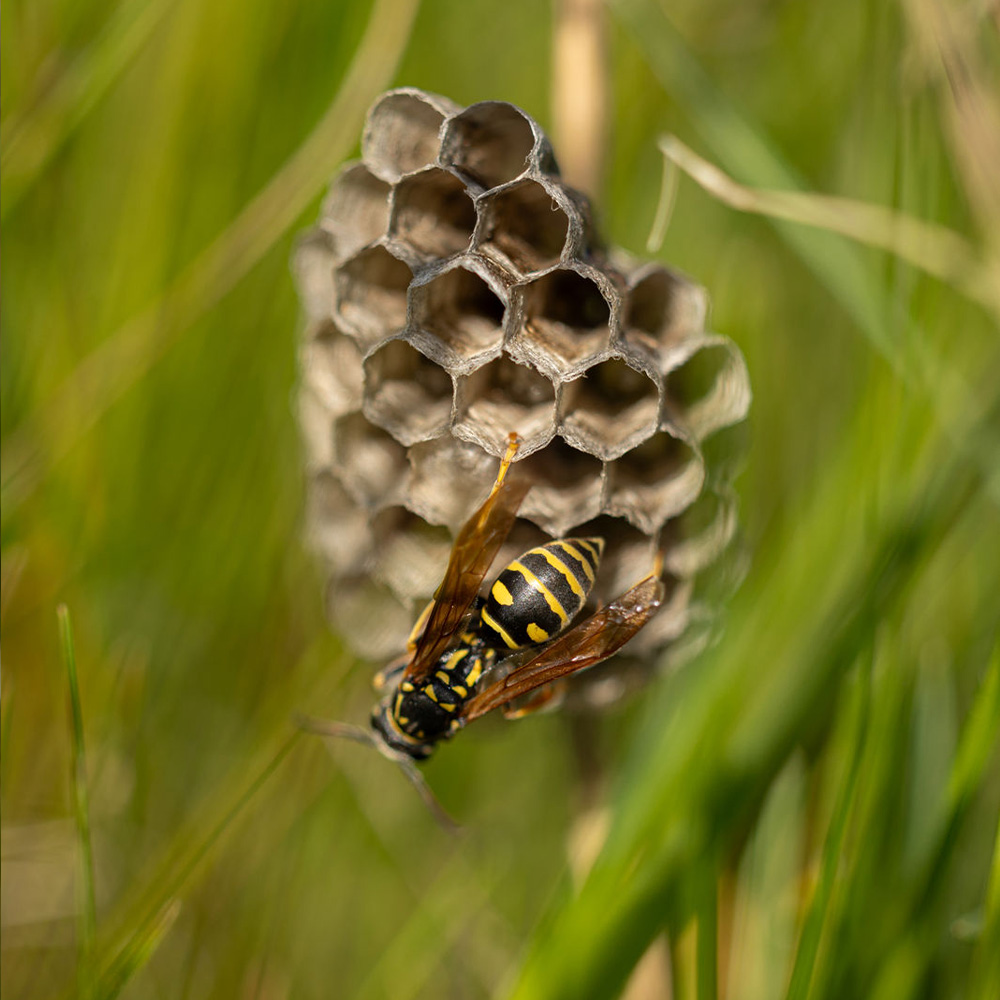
94, 732, 300, 997
0, 0, 422, 514
655, 134, 995, 313
1, 0, 174, 218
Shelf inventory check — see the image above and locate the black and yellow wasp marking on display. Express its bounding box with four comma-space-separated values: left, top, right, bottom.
371, 629, 498, 759
480, 537, 604, 650
300, 434, 665, 776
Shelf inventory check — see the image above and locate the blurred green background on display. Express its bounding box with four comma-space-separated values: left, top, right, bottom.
2, 1, 998, 998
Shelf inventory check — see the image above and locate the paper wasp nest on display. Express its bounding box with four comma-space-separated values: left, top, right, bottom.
295, 89, 750, 705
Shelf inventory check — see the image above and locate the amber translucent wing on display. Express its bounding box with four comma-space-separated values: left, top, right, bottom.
459, 574, 665, 723
404, 474, 531, 681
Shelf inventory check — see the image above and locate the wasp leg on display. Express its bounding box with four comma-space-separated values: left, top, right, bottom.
373, 653, 409, 693
501, 680, 566, 719
405, 599, 435, 655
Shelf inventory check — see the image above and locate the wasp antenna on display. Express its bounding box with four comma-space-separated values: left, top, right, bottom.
394, 756, 463, 836
293, 712, 379, 750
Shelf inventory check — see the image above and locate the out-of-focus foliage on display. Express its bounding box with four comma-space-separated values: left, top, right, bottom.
2, 1, 997, 999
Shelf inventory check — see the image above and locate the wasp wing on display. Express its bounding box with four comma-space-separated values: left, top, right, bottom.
405, 460, 530, 681
459, 573, 665, 723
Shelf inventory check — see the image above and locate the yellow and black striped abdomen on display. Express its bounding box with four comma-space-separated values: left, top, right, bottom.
479, 537, 605, 650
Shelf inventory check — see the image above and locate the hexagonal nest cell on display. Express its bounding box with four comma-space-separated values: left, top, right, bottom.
370, 506, 453, 601
560, 358, 660, 460
409, 264, 506, 367
320, 163, 391, 258
334, 245, 412, 350
453, 355, 556, 456
294, 230, 339, 323
332, 411, 409, 510
664, 337, 751, 441
304, 470, 373, 576
294, 87, 751, 697
440, 101, 548, 188
606, 430, 705, 533
516, 438, 605, 537
509, 267, 614, 376
626, 265, 708, 353
362, 89, 457, 182
300, 331, 364, 419
363, 338, 454, 444
475, 179, 571, 273
390, 167, 476, 261
405, 435, 500, 531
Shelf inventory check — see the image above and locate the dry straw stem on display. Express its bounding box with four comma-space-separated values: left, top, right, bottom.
0, 0, 422, 513
903, 0, 1000, 241
655, 133, 999, 316
551, 0, 609, 196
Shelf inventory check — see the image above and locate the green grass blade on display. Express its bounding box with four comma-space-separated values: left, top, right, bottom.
867, 645, 1000, 999
95, 732, 300, 997
97, 899, 181, 1000
58, 604, 98, 1000
505, 405, 982, 1000
695, 860, 718, 1000
784, 654, 873, 1000
970, 788, 1000, 1000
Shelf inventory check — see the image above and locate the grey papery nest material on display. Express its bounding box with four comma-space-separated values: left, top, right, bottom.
294, 88, 751, 706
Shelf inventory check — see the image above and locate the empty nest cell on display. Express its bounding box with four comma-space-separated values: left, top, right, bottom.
326, 576, 414, 661
409, 263, 506, 363
662, 487, 738, 579
516, 439, 604, 537
390, 167, 476, 260
334, 245, 412, 351
509, 267, 614, 376
560, 358, 660, 460
370, 506, 453, 601
452, 356, 556, 456
293, 230, 338, 323
300, 331, 364, 419
332, 412, 409, 510
606, 430, 706, 533
320, 163, 391, 258
440, 101, 548, 189
475, 179, 572, 273
362, 89, 454, 182
625, 265, 708, 353
664, 338, 751, 441
304, 471, 373, 575
362, 338, 453, 445
405, 436, 503, 531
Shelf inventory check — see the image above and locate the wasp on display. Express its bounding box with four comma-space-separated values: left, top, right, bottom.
299, 434, 664, 822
